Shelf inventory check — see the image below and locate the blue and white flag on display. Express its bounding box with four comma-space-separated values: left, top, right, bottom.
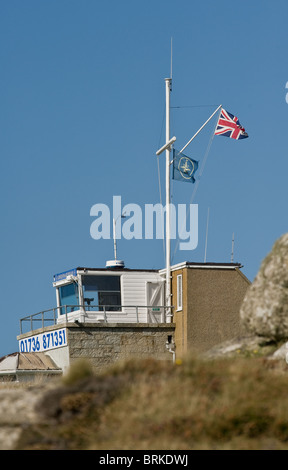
172, 149, 198, 184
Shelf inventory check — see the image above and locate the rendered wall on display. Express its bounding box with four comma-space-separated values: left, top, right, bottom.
172, 267, 250, 356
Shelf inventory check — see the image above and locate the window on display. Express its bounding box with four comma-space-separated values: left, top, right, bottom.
82, 275, 121, 311
177, 274, 183, 311
59, 283, 79, 314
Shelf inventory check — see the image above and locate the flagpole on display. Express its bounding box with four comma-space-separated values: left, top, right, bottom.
165, 77, 172, 322
180, 104, 222, 154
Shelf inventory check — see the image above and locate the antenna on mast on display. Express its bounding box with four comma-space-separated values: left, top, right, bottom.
231, 232, 235, 263
170, 37, 173, 80
106, 214, 126, 269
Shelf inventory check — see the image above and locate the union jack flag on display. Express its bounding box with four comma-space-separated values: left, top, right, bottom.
215, 108, 248, 140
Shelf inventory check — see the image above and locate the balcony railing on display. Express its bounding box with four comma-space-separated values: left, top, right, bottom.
19, 304, 173, 335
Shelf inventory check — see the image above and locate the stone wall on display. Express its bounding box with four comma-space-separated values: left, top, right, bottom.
66, 323, 175, 372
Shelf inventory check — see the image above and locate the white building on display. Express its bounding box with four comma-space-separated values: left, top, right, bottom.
51, 263, 168, 326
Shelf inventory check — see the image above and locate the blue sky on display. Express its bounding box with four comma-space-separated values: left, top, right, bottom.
1, 0, 288, 356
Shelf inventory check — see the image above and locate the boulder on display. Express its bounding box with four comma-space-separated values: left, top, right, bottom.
240, 233, 288, 341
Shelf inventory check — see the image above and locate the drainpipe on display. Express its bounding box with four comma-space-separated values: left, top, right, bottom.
166, 335, 176, 363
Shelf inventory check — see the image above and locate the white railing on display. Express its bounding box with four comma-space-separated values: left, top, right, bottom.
19, 304, 173, 335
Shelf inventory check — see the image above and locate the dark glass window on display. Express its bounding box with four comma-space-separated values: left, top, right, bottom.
82, 275, 121, 311
59, 283, 79, 314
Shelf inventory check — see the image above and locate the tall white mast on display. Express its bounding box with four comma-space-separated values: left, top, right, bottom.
159, 64, 221, 321
165, 77, 172, 322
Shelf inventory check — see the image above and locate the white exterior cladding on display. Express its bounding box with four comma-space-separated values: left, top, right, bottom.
53, 267, 166, 324
121, 270, 164, 306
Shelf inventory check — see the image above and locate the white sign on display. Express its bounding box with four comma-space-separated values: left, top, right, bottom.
19, 328, 67, 353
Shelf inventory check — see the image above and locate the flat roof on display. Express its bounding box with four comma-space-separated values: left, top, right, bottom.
187, 262, 242, 268
77, 266, 160, 272
78, 263, 242, 271
159, 261, 243, 274
54, 262, 243, 281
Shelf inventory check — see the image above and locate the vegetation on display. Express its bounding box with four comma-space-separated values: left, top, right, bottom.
14, 354, 288, 450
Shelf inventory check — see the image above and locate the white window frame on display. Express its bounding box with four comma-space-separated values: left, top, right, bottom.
177, 274, 183, 311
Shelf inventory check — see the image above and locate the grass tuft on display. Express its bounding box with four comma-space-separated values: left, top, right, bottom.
14, 354, 288, 450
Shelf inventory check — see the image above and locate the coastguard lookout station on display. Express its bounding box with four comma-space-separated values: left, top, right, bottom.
14, 256, 250, 380
53, 261, 167, 325
16, 259, 175, 378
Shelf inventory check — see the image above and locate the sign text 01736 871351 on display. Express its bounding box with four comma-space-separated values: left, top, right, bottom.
19, 328, 67, 353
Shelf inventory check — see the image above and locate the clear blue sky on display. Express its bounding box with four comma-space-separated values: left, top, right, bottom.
1, 0, 288, 356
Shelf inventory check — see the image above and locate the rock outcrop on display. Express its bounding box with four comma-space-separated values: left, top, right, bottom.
240, 233, 288, 341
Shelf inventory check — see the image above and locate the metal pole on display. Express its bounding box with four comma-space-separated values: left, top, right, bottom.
180, 104, 222, 154
78, 274, 85, 322
204, 207, 210, 263
103, 305, 107, 322
165, 77, 172, 323
113, 218, 117, 260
